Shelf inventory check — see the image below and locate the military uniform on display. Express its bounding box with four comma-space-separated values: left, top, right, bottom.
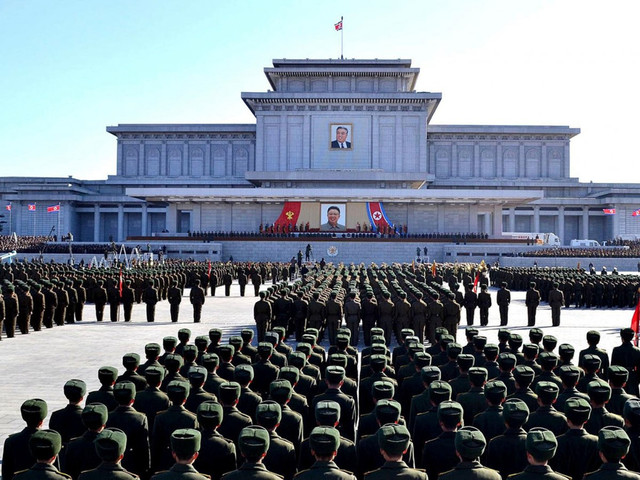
168, 283, 182, 322
190, 281, 205, 323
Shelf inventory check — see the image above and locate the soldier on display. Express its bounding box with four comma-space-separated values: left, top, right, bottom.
13, 430, 70, 480
192, 401, 236, 480
93, 279, 108, 322
361, 291, 379, 347
443, 292, 461, 342
167, 281, 182, 323
463, 284, 478, 327
142, 280, 159, 323
133, 366, 171, 431
611, 328, 640, 396
439, 427, 501, 480
17, 283, 33, 333
86, 366, 119, 412
344, 292, 361, 347
497, 281, 511, 326
54, 279, 69, 326
217, 382, 253, 452
509, 428, 570, 480
151, 428, 209, 480
253, 292, 272, 343
293, 292, 309, 341
2, 399, 48, 480
420, 401, 462, 475
61, 403, 109, 480
49, 379, 86, 445
222, 269, 233, 297
485, 399, 530, 477
221, 426, 281, 480
295, 426, 356, 480
311, 366, 357, 441
107, 279, 121, 322
477, 284, 492, 327
64, 280, 77, 324
254, 403, 297, 480
585, 427, 640, 480
74, 278, 86, 322
548, 283, 565, 327
77, 428, 139, 480
190, 279, 205, 323
325, 292, 344, 346
364, 423, 426, 480
410, 292, 428, 344
395, 292, 412, 343
237, 269, 247, 297
30, 283, 45, 331
525, 281, 541, 327
3, 284, 19, 337
377, 291, 395, 346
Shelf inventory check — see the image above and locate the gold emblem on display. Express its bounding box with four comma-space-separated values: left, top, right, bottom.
285, 210, 295, 220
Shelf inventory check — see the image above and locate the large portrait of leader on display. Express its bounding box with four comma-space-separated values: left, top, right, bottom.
329, 123, 353, 150
320, 204, 346, 231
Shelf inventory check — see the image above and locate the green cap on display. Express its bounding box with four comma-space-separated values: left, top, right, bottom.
64, 379, 87, 398
377, 423, 411, 456
82, 403, 109, 429
421, 366, 442, 384
598, 426, 630, 461
309, 427, 340, 456
513, 365, 535, 385
20, 398, 48, 424
94, 428, 127, 461
588, 379, 612, 403
145, 343, 161, 356
122, 353, 140, 368
429, 380, 453, 403
256, 400, 282, 429
269, 379, 293, 404
144, 365, 166, 383
372, 380, 395, 400
279, 366, 300, 385
526, 428, 557, 461
197, 401, 224, 427
502, 399, 529, 424
239, 425, 270, 457
315, 400, 341, 425
188, 366, 208, 383
98, 366, 119, 384
325, 365, 346, 384
178, 328, 191, 341
167, 380, 190, 398
113, 381, 136, 403
455, 426, 486, 458
171, 428, 201, 458
234, 364, 255, 383
624, 398, 640, 425
29, 429, 62, 460
608, 366, 629, 385
468, 367, 488, 386
219, 381, 241, 403
438, 400, 464, 422
564, 397, 591, 425
374, 399, 401, 425
535, 381, 559, 404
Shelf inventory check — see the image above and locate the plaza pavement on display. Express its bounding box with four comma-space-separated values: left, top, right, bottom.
1, 279, 637, 470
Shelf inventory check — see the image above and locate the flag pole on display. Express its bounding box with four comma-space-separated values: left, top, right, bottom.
340, 16, 344, 59
8, 203, 11, 233
57, 206, 61, 241
33, 203, 36, 236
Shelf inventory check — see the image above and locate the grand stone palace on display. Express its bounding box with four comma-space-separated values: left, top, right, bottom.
2, 58, 640, 247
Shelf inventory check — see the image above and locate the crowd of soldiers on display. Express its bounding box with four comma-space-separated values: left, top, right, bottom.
491, 267, 640, 309
7, 318, 640, 480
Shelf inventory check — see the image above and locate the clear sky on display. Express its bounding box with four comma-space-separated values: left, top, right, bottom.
1, 0, 638, 183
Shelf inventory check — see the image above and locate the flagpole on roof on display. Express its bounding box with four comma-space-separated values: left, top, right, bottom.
57, 205, 61, 241
341, 16, 344, 60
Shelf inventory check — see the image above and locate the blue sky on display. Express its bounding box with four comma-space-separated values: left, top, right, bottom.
1, 0, 638, 182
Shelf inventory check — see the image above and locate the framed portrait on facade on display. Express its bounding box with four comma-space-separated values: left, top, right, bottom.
320, 203, 346, 231
329, 123, 353, 150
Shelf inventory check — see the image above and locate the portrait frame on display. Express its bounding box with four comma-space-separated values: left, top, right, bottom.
320, 203, 347, 232
329, 123, 353, 150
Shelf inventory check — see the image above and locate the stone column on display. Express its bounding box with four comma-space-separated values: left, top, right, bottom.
493, 205, 503, 236
166, 204, 178, 233
558, 207, 565, 245
582, 207, 590, 239
139, 142, 145, 176
509, 208, 516, 232
93, 205, 101, 242
141, 204, 148, 236
484, 212, 492, 235
117, 205, 124, 242
533, 206, 540, 233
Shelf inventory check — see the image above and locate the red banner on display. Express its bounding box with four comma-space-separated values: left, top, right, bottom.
47, 204, 60, 213
603, 209, 616, 215
632, 298, 640, 346
274, 202, 301, 227
366, 202, 390, 231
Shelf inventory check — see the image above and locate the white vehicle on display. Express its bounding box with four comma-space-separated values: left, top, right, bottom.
570, 239, 601, 247
502, 232, 561, 246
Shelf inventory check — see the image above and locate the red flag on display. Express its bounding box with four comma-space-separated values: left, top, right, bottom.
28, 204, 36, 211
119, 268, 123, 298
274, 202, 301, 228
207, 260, 212, 280
632, 297, 640, 346
334, 20, 343, 31
473, 273, 481, 293
633, 209, 640, 217
5, 204, 11, 211
431, 261, 437, 277
47, 204, 60, 213
603, 208, 616, 215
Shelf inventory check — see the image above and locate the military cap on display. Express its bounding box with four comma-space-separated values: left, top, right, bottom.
64, 379, 87, 398
455, 426, 486, 458
447, 342, 462, 357
241, 328, 255, 341
182, 344, 198, 359
122, 353, 140, 368
608, 365, 629, 384
623, 398, 640, 424
208, 328, 223, 342
401, 328, 415, 339
370, 354, 388, 370
256, 400, 282, 428
485, 380, 507, 400
503, 399, 530, 423
171, 428, 201, 458
538, 352, 559, 369
238, 425, 270, 457
465, 327, 479, 338
29, 429, 62, 460
94, 427, 127, 461
20, 398, 48, 424
201, 353, 220, 370
371, 335, 386, 346
377, 423, 411, 456
414, 352, 432, 368
194, 336, 209, 349
529, 328, 544, 343
297, 342, 313, 356
218, 344, 236, 361
558, 344, 575, 359
218, 381, 241, 403
309, 426, 340, 456
468, 367, 488, 385
484, 344, 499, 359
178, 328, 191, 341
473, 336, 487, 349
188, 365, 208, 383
82, 403, 109, 429
371, 344, 389, 356
421, 366, 442, 384
234, 364, 254, 383
167, 380, 190, 397
598, 426, 630, 461
440, 334, 455, 348
315, 400, 341, 424
145, 343, 161, 356
498, 329, 511, 341
114, 381, 136, 402
144, 365, 166, 383
305, 327, 320, 338
336, 334, 350, 348
328, 353, 348, 369
564, 397, 591, 425
279, 366, 300, 386
374, 399, 402, 424
198, 401, 224, 426
288, 351, 307, 368
337, 327, 351, 338
98, 366, 119, 384
371, 380, 395, 400
529, 281, 537, 288
535, 381, 559, 403
456, 354, 474, 370
265, 332, 281, 346
557, 365, 581, 383
526, 427, 557, 460
270, 379, 293, 403
325, 365, 346, 384
163, 336, 178, 349
582, 354, 602, 372
542, 335, 558, 351
508, 333, 523, 348
498, 352, 517, 370
429, 380, 453, 403
621, 328, 635, 341
587, 379, 612, 403
522, 343, 540, 358
437, 400, 464, 422
165, 354, 185, 371
586, 330, 601, 343
513, 365, 536, 386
